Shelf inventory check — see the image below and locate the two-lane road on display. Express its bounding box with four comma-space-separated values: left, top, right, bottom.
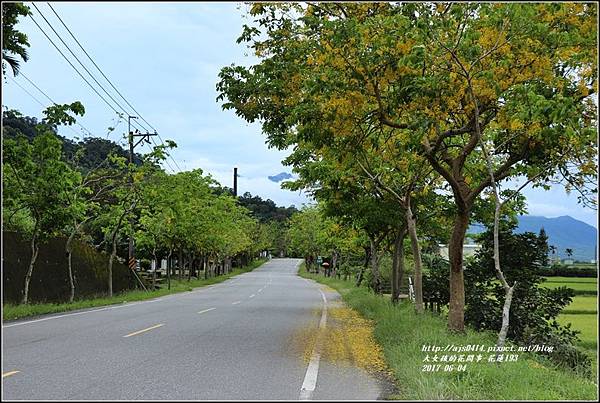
2, 258, 385, 400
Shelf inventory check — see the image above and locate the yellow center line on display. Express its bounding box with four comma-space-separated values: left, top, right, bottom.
123, 323, 164, 338
2, 370, 20, 378
197, 308, 216, 314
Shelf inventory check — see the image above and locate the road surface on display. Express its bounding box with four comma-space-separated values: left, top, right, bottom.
2, 258, 390, 400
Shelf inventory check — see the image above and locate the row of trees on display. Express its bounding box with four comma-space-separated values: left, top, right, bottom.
2, 105, 280, 303
2, 2, 294, 304
285, 204, 592, 371
217, 2, 597, 334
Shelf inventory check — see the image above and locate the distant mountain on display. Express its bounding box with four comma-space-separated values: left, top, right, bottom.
268, 172, 293, 183
468, 215, 597, 261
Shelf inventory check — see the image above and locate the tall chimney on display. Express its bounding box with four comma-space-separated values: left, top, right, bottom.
233, 167, 238, 197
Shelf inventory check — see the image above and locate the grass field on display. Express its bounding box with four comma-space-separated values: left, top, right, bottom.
542, 278, 597, 291
543, 277, 598, 284
562, 296, 597, 314
543, 276, 598, 379
299, 267, 598, 400
543, 276, 597, 345
558, 313, 598, 350
542, 276, 597, 296
3, 258, 267, 321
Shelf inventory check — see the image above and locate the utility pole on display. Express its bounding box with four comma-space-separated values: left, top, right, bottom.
233, 166, 238, 197
127, 115, 158, 287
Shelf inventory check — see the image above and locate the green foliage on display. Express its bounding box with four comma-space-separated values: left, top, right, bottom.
237, 191, 298, 222
42, 102, 85, 126
135, 168, 261, 263
3, 129, 81, 239
217, 1, 598, 330
288, 206, 325, 259
1, 2, 31, 76
422, 253, 451, 305
465, 222, 591, 373
3, 106, 280, 304
2, 110, 144, 170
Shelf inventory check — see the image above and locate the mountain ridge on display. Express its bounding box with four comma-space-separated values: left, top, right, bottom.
468, 215, 597, 261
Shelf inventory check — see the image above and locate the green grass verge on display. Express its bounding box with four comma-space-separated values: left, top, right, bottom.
299, 267, 598, 400
3, 258, 267, 321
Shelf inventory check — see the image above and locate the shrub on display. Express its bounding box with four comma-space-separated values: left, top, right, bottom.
463, 222, 590, 372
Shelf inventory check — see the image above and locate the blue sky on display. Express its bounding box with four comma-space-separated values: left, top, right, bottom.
2, 2, 597, 227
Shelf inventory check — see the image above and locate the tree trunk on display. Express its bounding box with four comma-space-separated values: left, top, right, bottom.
67, 244, 75, 303
332, 251, 338, 278
152, 248, 157, 290
369, 237, 382, 293
22, 229, 40, 305
490, 165, 517, 352
107, 230, 118, 297
497, 285, 515, 352
167, 248, 172, 290
356, 246, 370, 287
406, 204, 424, 313
178, 249, 183, 281
187, 252, 193, 281
448, 209, 470, 332
392, 226, 407, 304
66, 224, 77, 303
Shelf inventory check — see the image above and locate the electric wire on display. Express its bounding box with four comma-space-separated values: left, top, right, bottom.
10, 74, 94, 138
29, 3, 180, 172
43, 2, 183, 172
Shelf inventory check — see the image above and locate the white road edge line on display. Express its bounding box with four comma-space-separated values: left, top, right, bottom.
3, 284, 217, 328
299, 288, 327, 400
232, 301, 241, 305
197, 308, 216, 314
2, 300, 151, 329
2, 370, 20, 378
249, 294, 256, 298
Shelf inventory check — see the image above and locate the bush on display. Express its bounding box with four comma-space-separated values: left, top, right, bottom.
337, 261, 361, 281
422, 253, 450, 305
463, 222, 590, 373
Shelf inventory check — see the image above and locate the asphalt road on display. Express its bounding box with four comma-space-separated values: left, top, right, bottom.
2, 258, 387, 400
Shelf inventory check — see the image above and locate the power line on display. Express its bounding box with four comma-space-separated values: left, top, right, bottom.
46, 2, 155, 133
11, 73, 94, 138
10, 75, 127, 145
9, 76, 46, 108
28, 4, 161, 167
30, 3, 143, 129
149, 135, 176, 172
28, 12, 123, 117
44, 2, 183, 172
29, 3, 181, 172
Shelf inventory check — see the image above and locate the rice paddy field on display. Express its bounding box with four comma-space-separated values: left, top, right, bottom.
543, 276, 598, 375
542, 277, 597, 294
